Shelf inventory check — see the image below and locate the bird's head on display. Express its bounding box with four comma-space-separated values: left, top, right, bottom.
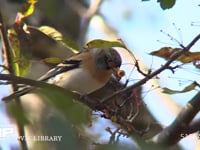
92, 48, 122, 80
92, 47, 122, 70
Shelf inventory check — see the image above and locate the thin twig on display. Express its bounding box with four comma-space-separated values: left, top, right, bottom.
0, 11, 28, 150
135, 60, 149, 76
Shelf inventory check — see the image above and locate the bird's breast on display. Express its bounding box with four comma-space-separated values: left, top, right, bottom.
48, 68, 109, 94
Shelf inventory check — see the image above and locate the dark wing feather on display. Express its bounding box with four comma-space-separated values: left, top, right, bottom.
38, 60, 81, 81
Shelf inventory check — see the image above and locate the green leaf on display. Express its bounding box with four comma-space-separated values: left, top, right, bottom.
39, 86, 91, 125
86, 39, 137, 61
150, 47, 200, 64
162, 82, 200, 94
39, 26, 63, 41
7, 28, 31, 76
86, 39, 127, 49
15, 55, 31, 76
15, 0, 37, 23
39, 26, 79, 53
19, 0, 37, 18
42, 57, 62, 65
150, 47, 181, 60
6, 101, 30, 126
158, 0, 176, 10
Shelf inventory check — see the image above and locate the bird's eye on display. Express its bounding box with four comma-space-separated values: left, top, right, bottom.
107, 59, 116, 68
103, 55, 112, 69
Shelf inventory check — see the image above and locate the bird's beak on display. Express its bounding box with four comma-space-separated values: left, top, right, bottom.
112, 67, 121, 81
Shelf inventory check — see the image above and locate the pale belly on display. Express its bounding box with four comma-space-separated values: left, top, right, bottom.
48, 68, 105, 94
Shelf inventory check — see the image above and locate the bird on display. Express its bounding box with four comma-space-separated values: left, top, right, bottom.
3, 47, 122, 100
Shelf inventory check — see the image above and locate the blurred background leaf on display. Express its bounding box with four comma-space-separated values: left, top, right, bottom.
162, 82, 200, 94
157, 0, 176, 10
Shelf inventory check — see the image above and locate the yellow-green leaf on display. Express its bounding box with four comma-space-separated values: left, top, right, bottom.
177, 52, 200, 63
150, 47, 181, 60
42, 57, 62, 65
7, 28, 31, 76
18, 0, 37, 20
25, 26, 75, 59
39, 26, 79, 53
86, 39, 127, 49
14, 56, 31, 76
150, 47, 200, 64
39, 26, 63, 41
158, 0, 176, 10
162, 82, 199, 94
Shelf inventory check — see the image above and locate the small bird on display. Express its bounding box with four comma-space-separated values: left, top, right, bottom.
3, 47, 122, 100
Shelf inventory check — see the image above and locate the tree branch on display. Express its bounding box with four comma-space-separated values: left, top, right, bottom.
149, 92, 200, 146
185, 119, 200, 134
0, 11, 28, 150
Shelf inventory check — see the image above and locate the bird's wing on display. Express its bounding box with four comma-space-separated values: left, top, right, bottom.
2, 59, 82, 101
38, 59, 81, 81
